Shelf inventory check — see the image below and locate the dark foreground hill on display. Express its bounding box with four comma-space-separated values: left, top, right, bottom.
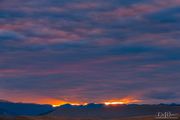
0, 100, 54, 116
48, 103, 180, 119
0, 102, 179, 120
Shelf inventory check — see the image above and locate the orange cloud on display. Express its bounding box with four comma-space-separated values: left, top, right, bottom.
104, 97, 141, 105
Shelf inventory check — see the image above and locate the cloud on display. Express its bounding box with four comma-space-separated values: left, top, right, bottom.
145, 91, 178, 100
0, 30, 23, 40
0, 0, 179, 104
90, 0, 180, 22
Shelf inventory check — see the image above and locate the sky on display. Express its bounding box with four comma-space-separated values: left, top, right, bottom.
0, 0, 180, 105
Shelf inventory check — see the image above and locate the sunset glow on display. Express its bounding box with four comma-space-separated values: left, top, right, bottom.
104, 101, 124, 105
0, 0, 179, 105
49, 97, 142, 107
104, 97, 141, 105
52, 101, 88, 107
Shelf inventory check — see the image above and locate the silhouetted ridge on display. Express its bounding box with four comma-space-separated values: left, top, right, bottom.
0, 100, 54, 116
59, 104, 74, 109
85, 103, 104, 108
49, 104, 180, 119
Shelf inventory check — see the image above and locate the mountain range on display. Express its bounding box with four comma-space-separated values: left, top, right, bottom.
49, 103, 180, 119
0, 100, 53, 116
0, 100, 179, 120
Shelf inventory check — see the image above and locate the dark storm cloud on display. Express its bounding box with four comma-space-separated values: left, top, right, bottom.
0, 0, 180, 104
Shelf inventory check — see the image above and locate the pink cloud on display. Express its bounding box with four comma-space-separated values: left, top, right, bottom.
65, 2, 101, 10
123, 32, 180, 47
24, 27, 106, 45
0, 67, 64, 78
0, 21, 35, 31
90, 0, 180, 21
24, 27, 83, 45
74, 28, 104, 35
94, 38, 118, 46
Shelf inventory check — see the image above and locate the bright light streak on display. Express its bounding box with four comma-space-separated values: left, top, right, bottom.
104, 101, 124, 105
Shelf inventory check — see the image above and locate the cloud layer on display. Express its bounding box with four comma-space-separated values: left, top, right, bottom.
0, 0, 180, 104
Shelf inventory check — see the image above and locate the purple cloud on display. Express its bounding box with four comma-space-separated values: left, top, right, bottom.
0, 0, 179, 105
